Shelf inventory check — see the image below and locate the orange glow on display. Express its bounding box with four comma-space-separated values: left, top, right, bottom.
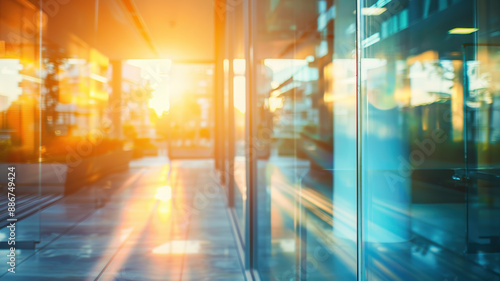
149, 94, 170, 115
89, 48, 109, 101
158, 200, 172, 221
269, 95, 283, 112
407, 50, 438, 66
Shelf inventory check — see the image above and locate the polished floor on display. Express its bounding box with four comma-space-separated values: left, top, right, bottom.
0, 157, 245, 281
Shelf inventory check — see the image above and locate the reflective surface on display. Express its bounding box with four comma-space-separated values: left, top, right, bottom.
359, 0, 500, 280
1, 0, 500, 280
0, 158, 245, 280
226, 1, 248, 243
250, 0, 358, 280
221, 0, 500, 280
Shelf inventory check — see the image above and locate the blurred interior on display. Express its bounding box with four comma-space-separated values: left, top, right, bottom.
0, 0, 500, 280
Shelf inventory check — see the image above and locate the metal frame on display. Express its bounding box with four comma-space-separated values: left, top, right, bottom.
355, 1, 363, 281
243, 0, 257, 272
227, 6, 236, 209
214, 0, 226, 176
216, 0, 250, 278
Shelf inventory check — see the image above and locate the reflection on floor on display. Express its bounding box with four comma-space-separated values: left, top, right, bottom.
413, 203, 500, 275
0, 194, 62, 229
0, 157, 245, 281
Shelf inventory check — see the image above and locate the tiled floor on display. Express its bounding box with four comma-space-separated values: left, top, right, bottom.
0, 157, 245, 281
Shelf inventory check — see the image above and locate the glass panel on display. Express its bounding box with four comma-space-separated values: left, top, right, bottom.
464, 2, 500, 257
253, 0, 357, 280
360, 0, 500, 280
223, 22, 230, 197
0, 0, 43, 248
223, 7, 236, 211
231, 1, 247, 242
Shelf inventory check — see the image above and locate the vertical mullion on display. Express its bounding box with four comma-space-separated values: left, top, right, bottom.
214, 0, 226, 176
355, 0, 364, 280
244, 0, 256, 271
38, 0, 44, 245
228, 9, 235, 208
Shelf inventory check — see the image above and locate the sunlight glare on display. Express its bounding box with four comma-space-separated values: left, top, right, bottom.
152, 240, 202, 255
155, 186, 172, 202
233, 76, 246, 113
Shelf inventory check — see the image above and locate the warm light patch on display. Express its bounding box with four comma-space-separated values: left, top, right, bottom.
324, 93, 334, 103
406, 50, 438, 67
158, 200, 172, 221
233, 59, 246, 75
448, 28, 478, 34
361, 7, 387, 16
155, 186, 172, 202
149, 93, 170, 116
269, 96, 283, 112
233, 76, 246, 113
152, 240, 202, 254
120, 228, 134, 243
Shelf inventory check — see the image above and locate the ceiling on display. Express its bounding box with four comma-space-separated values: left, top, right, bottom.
40, 0, 214, 61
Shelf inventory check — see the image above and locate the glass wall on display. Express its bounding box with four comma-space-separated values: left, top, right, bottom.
360, 0, 500, 280
224, 0, 248, 243
220, 0, 500, 280
0, 0, 42, 164
0, 0, 170, 248
0, 0, 44, 246
251, 0, 357, 280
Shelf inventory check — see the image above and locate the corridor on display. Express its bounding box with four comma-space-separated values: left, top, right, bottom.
1, 0, 500, 280
0, 157, 245, 281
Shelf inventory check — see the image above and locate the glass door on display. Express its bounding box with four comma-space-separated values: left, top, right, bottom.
463, 43, 500, 254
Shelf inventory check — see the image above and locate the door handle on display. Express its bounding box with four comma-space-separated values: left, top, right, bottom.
452, 170, 470, 183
